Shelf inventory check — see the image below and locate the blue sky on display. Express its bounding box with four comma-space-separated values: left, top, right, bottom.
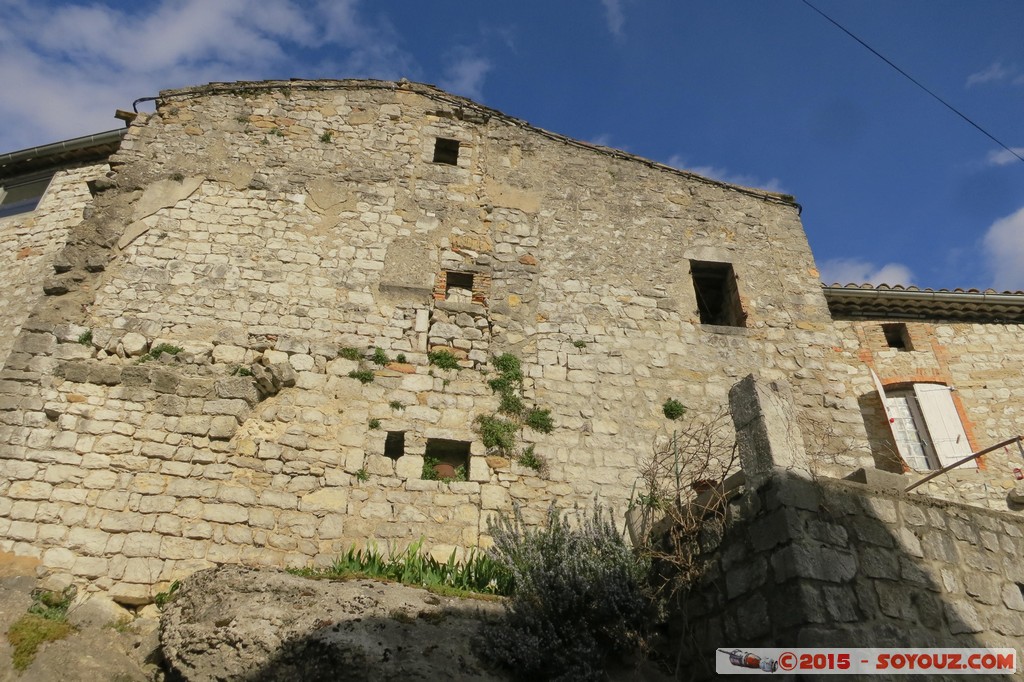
2, 0, 1022, 290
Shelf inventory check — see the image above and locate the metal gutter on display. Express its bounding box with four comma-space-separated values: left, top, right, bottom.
0, 128, 127, 169
823, 285, 1024, 308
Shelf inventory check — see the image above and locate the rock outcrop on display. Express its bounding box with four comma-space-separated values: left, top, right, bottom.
159, 565, 507, 681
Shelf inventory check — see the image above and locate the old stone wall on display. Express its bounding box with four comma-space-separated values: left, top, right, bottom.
680, 471, 1024, 679
675, 375, 1024, 679
0, 163, 109, 367
0, 80, 867, 599
830, 319, 1024, 509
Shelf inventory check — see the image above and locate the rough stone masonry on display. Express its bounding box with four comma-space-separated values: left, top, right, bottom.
0, 79, 1018, 603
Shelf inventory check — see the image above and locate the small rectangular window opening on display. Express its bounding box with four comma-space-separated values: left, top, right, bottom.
0, 174, 54, 219
433, 138, 460, 165
445, 271, 474, 298
384, 431, 405, 460
690, 260, 745, 327
883, 323, 913, 351
424, 438, 470, 478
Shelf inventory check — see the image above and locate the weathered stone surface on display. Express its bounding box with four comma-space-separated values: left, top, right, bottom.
160, 566, 505, 682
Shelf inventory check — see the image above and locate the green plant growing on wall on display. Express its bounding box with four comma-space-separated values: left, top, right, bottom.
154, 580, 181, 608
137, 343, 184, 364
320, 131, 333, 143
348, 369, 374, 384
368, 418, 381, 430
662, 398, 687, 421
389, 400, 405, 411
356, 467, 369, 482
371, 347, 390, 366
231, 365, 253, 376
77, 330, 92, 346
573, 339, 587, 348
473, 353, 555, 475
339, 347, 361, 361
7, 587, 77, 670
395, 353, 407, 364
428, 349, 460, 370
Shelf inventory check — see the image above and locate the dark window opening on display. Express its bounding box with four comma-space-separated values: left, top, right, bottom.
433, 138, 460, 165
384, 431, 405, 460
691, 260, 745, 327
424, 438, 470, 478
883, 323, 913, 351
0, 173, 54, 219
445, 271, 474, 296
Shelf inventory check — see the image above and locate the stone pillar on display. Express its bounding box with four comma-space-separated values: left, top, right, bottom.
729, 374, 809, 490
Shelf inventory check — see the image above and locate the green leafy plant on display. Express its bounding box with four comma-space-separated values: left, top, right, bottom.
573, 339, 587, 348
371, 347, 390, 366
269, 127, 284, 137
320, 131, 333, 143
339, 347, 361, 361
428, 349, 460, 370
77, 330, 92, 346
474, 353, 554, 472
154, 580, 181, 608
395, 353, 407, 364
356, 467, 369, 482
169, 172, 185, 182
482, 505, 651, 681
231, 365, 253, 376
517, 444, 544, 472
137, 343, 184, 364
475, 415, 518, 454
662, 398, 687, 421
368, 418, 381, 430
389, 400, 405, 411
524, 408, 555, 434
348, 369, 374, 384
7, 587, 77, 670
291, 538, 511, 598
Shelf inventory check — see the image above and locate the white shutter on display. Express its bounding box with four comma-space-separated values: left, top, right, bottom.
870, 368, 912, 467
913, 384, 975, 469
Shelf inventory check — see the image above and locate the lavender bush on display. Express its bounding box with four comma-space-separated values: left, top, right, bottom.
483, 504, 651, 681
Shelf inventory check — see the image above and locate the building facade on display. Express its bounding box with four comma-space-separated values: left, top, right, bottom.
0, 80, 1021, 602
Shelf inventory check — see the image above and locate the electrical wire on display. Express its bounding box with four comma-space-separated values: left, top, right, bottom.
800, 0, 1024, 166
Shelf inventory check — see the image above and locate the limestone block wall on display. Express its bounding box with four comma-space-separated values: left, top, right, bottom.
680, 471, 1024, 679
0, 164, 109, 367
0, 80, 867, 598
830, 319, 1024, 509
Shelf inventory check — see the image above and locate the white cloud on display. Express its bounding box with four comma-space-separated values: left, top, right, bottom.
966, 61, 1013, 87
818, 258, 915, 286
983, 206, 1024, 290
986, 147, 1024, 166
439, 50, 491, 102
0, 0, 415, 152
601, 0, 625, 37
666, 155, 784, 193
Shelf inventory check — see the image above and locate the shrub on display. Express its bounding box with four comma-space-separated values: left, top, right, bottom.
7, 615, 73, 670
524, 408, 554, 434
483, 505, 651, 681
662, 398, 687, 421
339, 347, 362, 361
389, 400, 405, 411
231, 365, 253, 376
138, 343, 184, 363
396, 353, 407, 364
428, 349, 460, 370
517, 445, 544, 472
348, 369, 374, 384
498, 391, 524, 416
320, 131, 333, 143
371, 347, 390, 366
77, 330, 92, 346
356, 467, 369, 482
368, 418, 381, 430
475, 414, 518, 454
573, 340, 587, 348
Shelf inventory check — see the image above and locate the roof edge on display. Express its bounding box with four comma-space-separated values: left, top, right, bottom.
823, 284, 1024, 322
0, 128, 127, 178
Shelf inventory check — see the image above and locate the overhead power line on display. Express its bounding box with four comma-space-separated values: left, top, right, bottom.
801, 0, 1024, 166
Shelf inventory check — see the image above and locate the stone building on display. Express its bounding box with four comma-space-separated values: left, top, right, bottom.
1, 79, 1022, 603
